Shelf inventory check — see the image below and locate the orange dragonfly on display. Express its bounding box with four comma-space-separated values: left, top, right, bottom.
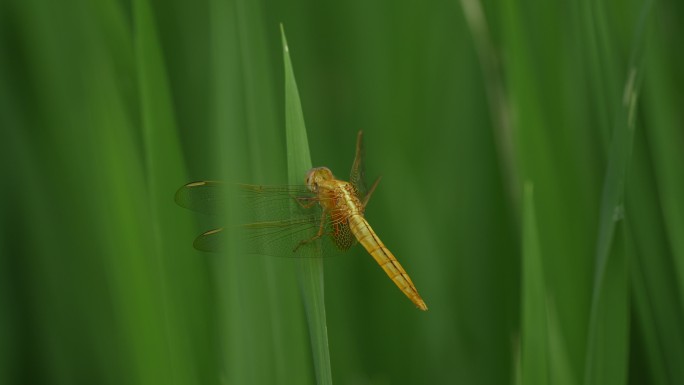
175, 131, 427, 311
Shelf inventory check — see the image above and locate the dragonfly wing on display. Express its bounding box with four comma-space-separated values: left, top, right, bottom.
330, 209, 356, 251
349, 131, 368, 199
193, 227, 226, 252
177, 182, 350, 258
175, 180, 226, 215
244, 204, 348, 259
349, 131, 382, 208
191, 218, 329, 256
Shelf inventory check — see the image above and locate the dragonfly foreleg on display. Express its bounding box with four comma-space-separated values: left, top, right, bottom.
292, 195, 318, 209
292, 209, 327, 252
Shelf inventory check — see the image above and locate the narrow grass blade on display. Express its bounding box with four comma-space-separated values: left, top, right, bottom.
584, 223, 629, 385
520, 183, 548, 385
208, 3, 280, 384
460, 0, 519, 220
134, 0, 215, 383
627, 100, 684, 383
584, 2, 652, 384
641, 2, 684, 314
281, 25, 333, 385
547, 299, 579, 385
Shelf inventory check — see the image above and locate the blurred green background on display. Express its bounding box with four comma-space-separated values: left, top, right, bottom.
1, 0, 683, 384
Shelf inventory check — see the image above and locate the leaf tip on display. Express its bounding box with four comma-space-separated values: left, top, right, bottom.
280, 23, 289, 53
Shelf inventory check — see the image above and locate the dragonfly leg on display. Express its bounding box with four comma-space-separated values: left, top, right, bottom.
362, 176, 382, 208
292, 195, 318, 209
293, 209, 327, 252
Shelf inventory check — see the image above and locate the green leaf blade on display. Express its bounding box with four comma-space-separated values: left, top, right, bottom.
281, 25, 333, 385
520, 182, 549, 385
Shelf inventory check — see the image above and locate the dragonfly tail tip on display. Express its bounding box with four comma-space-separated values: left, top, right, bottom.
417, 301, 428, 311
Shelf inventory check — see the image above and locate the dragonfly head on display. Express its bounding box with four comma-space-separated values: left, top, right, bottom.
306, 167, 334, 193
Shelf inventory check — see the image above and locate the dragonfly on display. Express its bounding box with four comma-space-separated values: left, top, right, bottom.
175, 131, 427, 311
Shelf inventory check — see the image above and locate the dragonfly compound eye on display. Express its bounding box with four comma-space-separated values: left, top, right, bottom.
305, 168, 318, 192
306, 167, 334, 193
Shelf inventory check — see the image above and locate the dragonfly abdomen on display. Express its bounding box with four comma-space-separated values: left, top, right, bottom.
348, 215, 427, 311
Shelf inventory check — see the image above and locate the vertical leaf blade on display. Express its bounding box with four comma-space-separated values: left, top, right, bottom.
521, 183, 548, 385
584, 2, 651, 384
281, 25, 333, 385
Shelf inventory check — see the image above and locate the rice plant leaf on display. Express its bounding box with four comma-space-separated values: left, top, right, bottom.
281, 24, 333, 385
584, 2, 652, 384
134, 0, 214, 383
640, 1, 684, 317
520, 183, 548, 385
627, 92, 684, 384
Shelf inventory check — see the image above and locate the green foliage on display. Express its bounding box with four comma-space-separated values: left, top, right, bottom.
282, 25, 332, 385
520, 183, 548, 385
1, 0, 682, 384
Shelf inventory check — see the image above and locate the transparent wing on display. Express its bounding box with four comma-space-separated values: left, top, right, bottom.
193, 227, 226, 252
349, 131, 368, 199
241, 184, 352, 258
174, 180, 226, 216
176, 181, 350, 258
